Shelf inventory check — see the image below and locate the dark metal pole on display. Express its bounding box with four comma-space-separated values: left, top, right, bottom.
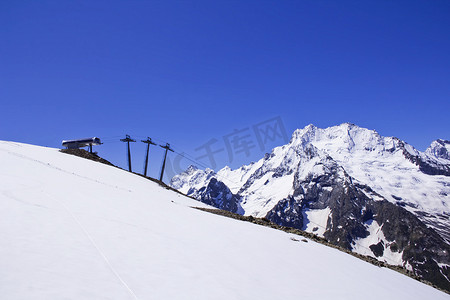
144, 143, 150, 175
159, 143, 174, 182
120, 135, 136, 172
160, 149, 168, 181
141, 137, 156, 177
127, 141, 132, 172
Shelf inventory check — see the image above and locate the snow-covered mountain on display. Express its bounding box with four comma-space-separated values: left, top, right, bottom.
426, 139, 450, 161
3, 141, 449, 298
171, 123, 450, 291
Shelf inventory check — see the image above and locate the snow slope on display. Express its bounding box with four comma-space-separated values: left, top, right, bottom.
0, 141, 447, 299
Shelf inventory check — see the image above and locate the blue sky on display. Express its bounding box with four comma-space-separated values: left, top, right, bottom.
1, 1, 449, 180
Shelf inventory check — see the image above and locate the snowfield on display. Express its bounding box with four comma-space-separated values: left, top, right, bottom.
0, 141, 447, 299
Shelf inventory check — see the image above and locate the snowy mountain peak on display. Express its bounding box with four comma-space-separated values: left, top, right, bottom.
185, 164, 199, 174
426, 139, 450, 161
290, 123, 317, 144
170, 165, 217, 194
289, 123, 395, 155
288, 124, 450, 171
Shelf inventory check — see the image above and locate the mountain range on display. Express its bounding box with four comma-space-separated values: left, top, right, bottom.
171, 123, 450, 291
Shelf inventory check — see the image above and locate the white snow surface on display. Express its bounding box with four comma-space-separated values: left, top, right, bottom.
1, 141, 448, 299
302, 207, 331, 237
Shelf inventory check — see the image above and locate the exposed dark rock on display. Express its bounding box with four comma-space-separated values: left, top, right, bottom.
370, 199, 450, 291
196, 178, 241, 213
362, 209, 374, 223
390, 242, 399, 252
265, 196, 303, 229
370, 242, 384, 257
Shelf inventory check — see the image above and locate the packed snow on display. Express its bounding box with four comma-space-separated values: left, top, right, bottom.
302, 207, 331, 237
0, 141, 447, 299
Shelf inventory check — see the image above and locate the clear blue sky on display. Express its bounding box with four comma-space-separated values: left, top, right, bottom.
1, 1, 449, 180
